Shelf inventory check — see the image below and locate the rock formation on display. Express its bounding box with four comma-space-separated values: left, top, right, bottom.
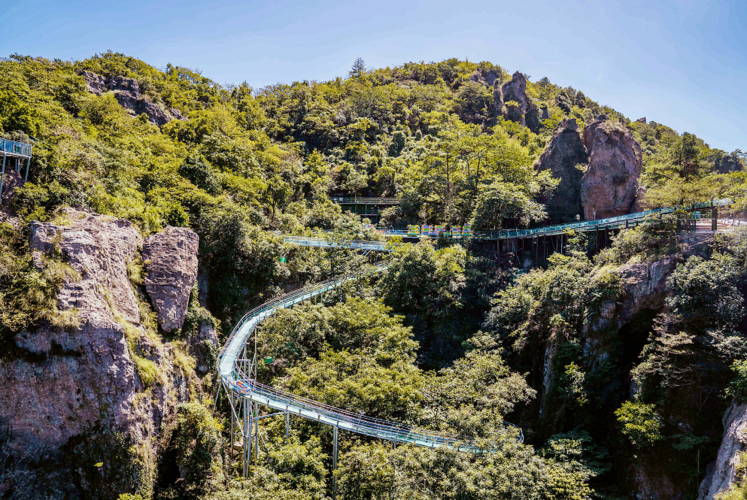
81, 71, 185, 126
698, 403, 747, 499
500, 71, 529, 126
82, 70, 107, 96
468, 67, 500, 87
534, 118, 589, 223
581, 115, 642, 220
715, 152, 746, 174
0, 169, 24, 206
0, 209, 190, 499
143, 226, 199, 332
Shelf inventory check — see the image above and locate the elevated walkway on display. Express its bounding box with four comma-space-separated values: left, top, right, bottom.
218, 197, 734, 479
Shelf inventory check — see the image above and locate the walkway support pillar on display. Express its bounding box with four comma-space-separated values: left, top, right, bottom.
254, 402, 259, 466
0, 153, 6, 203
243, 397, 250, 478
286, 411, 290, 441
713, 207, 718, 231
229, 392, 235, 464
24, 157, 30, 183
332, 426, 339, 498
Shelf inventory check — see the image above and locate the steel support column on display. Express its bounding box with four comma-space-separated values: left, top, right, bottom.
332, 426, 339, 498
24, 158, 30, 183
712, 206, 718, 231
243, 397, 250, 478
0, 153, 6, 203
254, 401, 259, 466
230, 392, 235, 465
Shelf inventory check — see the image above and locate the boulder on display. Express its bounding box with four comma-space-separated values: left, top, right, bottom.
698, 403, 747, 499
581, 116, 642, 220
0, 209, 187, 499
1, 169, 24, 206
636, 117, 647, 124
143, 226, 199, 332
534, 118, 589, 223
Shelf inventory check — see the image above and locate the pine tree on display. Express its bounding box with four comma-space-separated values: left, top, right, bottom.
350, 57, 367, 78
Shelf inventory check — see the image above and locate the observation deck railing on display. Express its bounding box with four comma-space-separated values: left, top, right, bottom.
0, 139, 33, 158
331, 196, 400, 205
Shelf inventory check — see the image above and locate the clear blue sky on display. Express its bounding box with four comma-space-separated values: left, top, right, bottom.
1, 0, 745, 152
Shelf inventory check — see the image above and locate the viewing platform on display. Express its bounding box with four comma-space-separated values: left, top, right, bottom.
1, 139, 34, 202
1, 139, 33, 159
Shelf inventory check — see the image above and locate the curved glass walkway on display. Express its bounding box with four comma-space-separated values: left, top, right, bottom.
219, 198, 732, 461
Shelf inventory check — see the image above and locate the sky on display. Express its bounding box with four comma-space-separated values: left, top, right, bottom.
1, 0, 745, 152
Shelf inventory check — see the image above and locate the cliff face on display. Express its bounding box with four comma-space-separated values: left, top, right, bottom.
0, 210, 201, 500
534, 118, 589, 223
581, 116, 643, 220
698, 403, 747, 499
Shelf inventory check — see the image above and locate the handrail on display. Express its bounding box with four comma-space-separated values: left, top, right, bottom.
0, 139, 33, 158
330, 196, 400, 205
341, 198, 733, 241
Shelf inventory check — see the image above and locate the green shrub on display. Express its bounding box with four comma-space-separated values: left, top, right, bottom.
615, 401, 663, 447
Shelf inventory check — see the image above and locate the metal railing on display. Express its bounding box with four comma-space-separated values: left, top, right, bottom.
356, 199, 733, 241
0, 139, 33, 158
218, 238, 523, 451
330, 196, 400, 205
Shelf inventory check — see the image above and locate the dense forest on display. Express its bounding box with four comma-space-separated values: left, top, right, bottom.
1, 51, 747, 500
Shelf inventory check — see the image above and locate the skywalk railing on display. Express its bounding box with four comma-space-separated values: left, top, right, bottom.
330, 196, 400, 205
0, 139, 33, 158
360, 198, 733, 241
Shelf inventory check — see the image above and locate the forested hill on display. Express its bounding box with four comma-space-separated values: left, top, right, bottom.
2, 53, 745, 238
3, 52, 747, 500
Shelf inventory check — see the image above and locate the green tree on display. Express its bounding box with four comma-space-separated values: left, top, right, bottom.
350, 57, 367, 78
470, 181, 545, 230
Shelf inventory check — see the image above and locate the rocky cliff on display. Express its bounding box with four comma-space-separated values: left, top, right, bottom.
0, 210, 204, 500
534, 118, 589, 223
699, 403, 747, 499
581, 115, 643, 220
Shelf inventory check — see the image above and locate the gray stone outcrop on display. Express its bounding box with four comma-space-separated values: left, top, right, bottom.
82, 70, 107, 95
534, 118, 589, 223
80, 71, 185, 126
143, 226, 199, 332
0, 169, 24, 206
698, 403, 747, 499
581, 115, 643, 220
500, 71, 529, 126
